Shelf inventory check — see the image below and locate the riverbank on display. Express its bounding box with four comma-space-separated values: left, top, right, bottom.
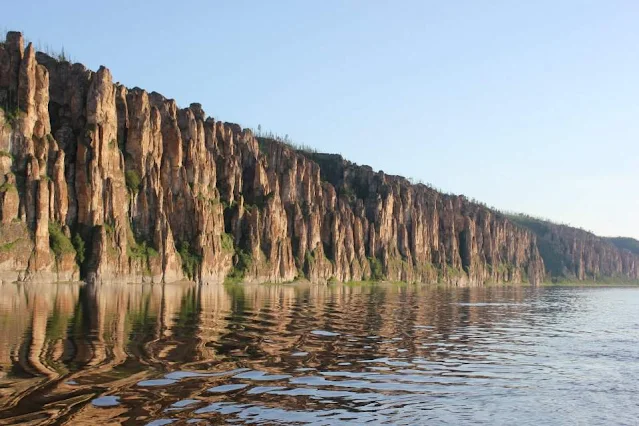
3, 276, 638, 287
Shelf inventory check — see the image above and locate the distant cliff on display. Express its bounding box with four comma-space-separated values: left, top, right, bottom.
0, 32, 635, 285
508, 215, 638, 282
605, 237, 639, 256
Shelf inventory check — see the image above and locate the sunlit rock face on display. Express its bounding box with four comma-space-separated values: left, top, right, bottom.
0, 31, 636, 285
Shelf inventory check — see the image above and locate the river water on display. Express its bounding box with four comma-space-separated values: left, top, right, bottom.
0, 282, 637, 425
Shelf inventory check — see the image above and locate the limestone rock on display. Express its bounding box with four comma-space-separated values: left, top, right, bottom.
0, 31, 635, 285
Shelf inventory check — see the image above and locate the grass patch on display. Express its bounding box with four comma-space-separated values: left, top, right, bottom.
295, 267, 306, 281
304, 249, 315, 264
72, 234, 85, 265
221, 232, 234, 252
0, 182, 16, 192
223, 274, 244, 285
104, 221, 115, 236
368, 256, 384, 281
0, 239, 20, 252
447, 265, 464, 277
224, 249, 253, 284
337, 280, 413, 287
177, 241, 202, 280
125, 170, 141, 193
541, 277, 639, 286
255, 134, 317, 154
490, 263, 513, 275
128, 240, 159, 262
49, 223, 75, 258
222, 199, 237, 210
126, 221, 159, 273
0, 107, 21, 129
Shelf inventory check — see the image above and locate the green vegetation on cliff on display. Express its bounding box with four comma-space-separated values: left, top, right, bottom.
177, 241, 202, 280
507, 213, 637, 283
225, 250, 253, 284
0, 30, 635, 285
0, 239, 20, 252
49, 223, 75, 259
72, 234, 85, 265
605, 237, 639, 255
125, 170, 141, 193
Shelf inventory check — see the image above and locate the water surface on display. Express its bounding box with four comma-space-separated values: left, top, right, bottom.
0, 282, 637, 425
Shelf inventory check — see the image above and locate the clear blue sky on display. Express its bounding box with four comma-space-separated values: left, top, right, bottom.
5, 0, 638, 238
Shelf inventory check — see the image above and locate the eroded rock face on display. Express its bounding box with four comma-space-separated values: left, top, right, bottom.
255, 146, 547, 285
0, 31, 635, 285
509, 216, 639, 282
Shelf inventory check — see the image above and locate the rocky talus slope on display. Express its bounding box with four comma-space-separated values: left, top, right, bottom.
0, 32, 635, 284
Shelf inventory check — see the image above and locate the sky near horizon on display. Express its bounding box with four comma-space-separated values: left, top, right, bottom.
4, 0, 638, 238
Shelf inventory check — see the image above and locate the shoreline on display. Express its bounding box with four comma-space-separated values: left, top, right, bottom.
2, 277, 637, 288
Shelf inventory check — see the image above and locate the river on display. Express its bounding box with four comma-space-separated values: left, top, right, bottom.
0, 282, 637, 425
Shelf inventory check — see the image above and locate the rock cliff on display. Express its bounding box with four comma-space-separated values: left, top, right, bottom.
509, 215, 638, 282
0, 32, 635, 285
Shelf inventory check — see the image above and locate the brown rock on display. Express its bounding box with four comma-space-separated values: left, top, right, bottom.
0, 30, 635, 286
0, 173, 19, 224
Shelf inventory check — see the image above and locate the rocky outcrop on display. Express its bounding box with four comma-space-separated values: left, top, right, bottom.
605, 237, 639, 256
509, 215, 638, 282
0, 33, 75, 282
260, 148, 545, 285
0, 31, 634, 285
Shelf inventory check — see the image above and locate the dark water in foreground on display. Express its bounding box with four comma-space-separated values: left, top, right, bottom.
0, 283, 637, 425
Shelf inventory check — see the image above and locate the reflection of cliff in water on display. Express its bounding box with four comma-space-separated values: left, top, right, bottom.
0, 282, 536, 424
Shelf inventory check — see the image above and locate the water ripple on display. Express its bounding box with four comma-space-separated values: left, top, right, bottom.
0, 283, 637, 425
